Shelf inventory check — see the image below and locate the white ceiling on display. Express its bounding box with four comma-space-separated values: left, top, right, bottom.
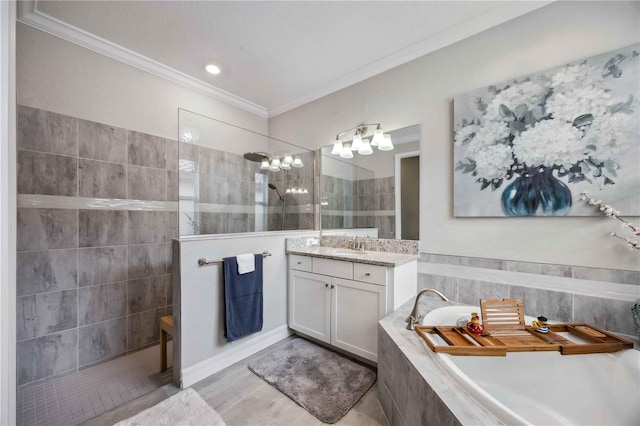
20, 1, 550, 117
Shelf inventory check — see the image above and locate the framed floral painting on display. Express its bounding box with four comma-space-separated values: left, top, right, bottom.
453, 44, 639, 217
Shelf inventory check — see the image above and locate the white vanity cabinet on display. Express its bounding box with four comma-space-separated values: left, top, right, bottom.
288, 253, 416, 362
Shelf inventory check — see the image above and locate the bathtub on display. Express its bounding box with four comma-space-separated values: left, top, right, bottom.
420, 305, 639, 425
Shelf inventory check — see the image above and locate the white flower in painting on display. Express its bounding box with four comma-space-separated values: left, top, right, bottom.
466, 121, 510, 152
484, 80, 548, 121
512, 120, 586, 168
547, 85, 611, 123
584, 113, 634, 160
468, 143, 513, 181
550, 63, 602, 91
547, 63, 611, 122
454, 124, 479, 145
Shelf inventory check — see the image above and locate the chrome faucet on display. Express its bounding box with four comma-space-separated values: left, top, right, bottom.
405, 288, 449, 330
348, 236, 365, 252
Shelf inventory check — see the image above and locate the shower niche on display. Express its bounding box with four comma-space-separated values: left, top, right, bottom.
178, 109, 315, 236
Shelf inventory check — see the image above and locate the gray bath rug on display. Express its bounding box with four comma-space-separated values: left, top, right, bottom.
248, 338, 377, 424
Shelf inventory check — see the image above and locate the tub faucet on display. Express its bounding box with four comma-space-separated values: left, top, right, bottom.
405, 288, 449, 330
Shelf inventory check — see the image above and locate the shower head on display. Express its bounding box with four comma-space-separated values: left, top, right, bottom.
268, 183, 284, 201
243, 152, 270, 162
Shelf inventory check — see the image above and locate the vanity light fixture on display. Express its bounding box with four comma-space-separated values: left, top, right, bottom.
244, 151, 304, 172
378, 133, 395, 151
286, 187, 309, 194
331, 137, 343, 155
269, 157, 282, 171
331, 123, 393, 157
340, 143, 354, 159
204, 63, 221, 75
358, 138, 373, 155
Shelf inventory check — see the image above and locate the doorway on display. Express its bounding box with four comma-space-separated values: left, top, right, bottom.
395, 151, 420, 240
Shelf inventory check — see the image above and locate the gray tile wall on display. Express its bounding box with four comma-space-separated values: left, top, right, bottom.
378, 325, 461, 426
16, 105, 176, 386
321, 175, 395, 237
267, 151, 315, 231
418, 253, 639, 336
180, 145, 316, 234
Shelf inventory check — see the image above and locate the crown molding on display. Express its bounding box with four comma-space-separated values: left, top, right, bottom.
17, 1, 268, 118
267, 1, 553, 117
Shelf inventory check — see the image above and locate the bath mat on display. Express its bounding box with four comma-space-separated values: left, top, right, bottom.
113, 388, 226, 426
248, 338, 377, 424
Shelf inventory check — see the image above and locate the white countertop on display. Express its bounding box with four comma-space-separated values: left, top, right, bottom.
286, 246, 419, 266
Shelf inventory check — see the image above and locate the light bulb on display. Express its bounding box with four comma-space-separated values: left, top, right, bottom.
331, 138, 343, 155
260, 159, 270, 170
269, 157, 281, 171
378, 134, 394, 151
351, 134, 363, 151
358, 138, 373, 155
204, 63, 221, 75
371, 126, 384, 147
280, 162, 291, 170
292, 156, 304, 168
340, 143, 354, 159
283, 153, 293, 164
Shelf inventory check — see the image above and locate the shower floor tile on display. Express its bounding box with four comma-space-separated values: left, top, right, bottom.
16, 344, 173, 426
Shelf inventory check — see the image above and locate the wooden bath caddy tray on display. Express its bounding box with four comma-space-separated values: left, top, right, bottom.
415, 298, 633, 356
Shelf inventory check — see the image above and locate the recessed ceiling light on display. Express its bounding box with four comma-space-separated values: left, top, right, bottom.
204, 63, 221, 75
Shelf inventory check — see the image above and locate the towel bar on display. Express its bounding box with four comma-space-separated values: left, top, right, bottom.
198, 251, 272, 266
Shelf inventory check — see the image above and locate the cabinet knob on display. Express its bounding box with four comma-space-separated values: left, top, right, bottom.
297, 261, 302, 265
331, 285, 334, 289
325, 283, 328, 288
365, 273, 371, 276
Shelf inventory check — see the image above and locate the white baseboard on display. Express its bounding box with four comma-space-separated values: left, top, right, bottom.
180, 325, 292, 388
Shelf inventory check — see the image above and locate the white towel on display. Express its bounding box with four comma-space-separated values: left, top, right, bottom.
236, 253, 255, 275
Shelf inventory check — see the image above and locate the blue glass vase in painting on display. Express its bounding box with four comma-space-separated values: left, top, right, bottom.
501, 167, 572, 216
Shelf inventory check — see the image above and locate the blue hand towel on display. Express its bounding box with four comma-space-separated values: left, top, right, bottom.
222, 254, 263, 342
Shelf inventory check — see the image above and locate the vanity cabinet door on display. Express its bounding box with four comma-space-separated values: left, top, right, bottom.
289, 270, 331, 344
331, 277, 386, 362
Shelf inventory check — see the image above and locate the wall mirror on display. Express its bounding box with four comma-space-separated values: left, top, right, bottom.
178, 109, 315, 236
320, 125, 420, 239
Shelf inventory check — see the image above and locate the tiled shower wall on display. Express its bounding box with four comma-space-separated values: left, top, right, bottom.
267, 151, 315, 231
322, 175, 395, 238
180, 143, 259, 235
321, 175, 354, 230
179, 145, 314, 234
16, 105, 176, 386
356, 177, 395, 239
419, 253, 640, 336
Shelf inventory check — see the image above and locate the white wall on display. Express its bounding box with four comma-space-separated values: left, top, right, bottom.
175, 231, 319, 387
270, 1, 640, 271
17, 23, 267, 138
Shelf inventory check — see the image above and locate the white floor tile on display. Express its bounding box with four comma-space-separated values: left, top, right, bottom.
16, 344, 172, 426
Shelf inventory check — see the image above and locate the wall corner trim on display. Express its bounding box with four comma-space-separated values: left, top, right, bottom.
17, 1, 268, 119
179, 325, 292, 388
